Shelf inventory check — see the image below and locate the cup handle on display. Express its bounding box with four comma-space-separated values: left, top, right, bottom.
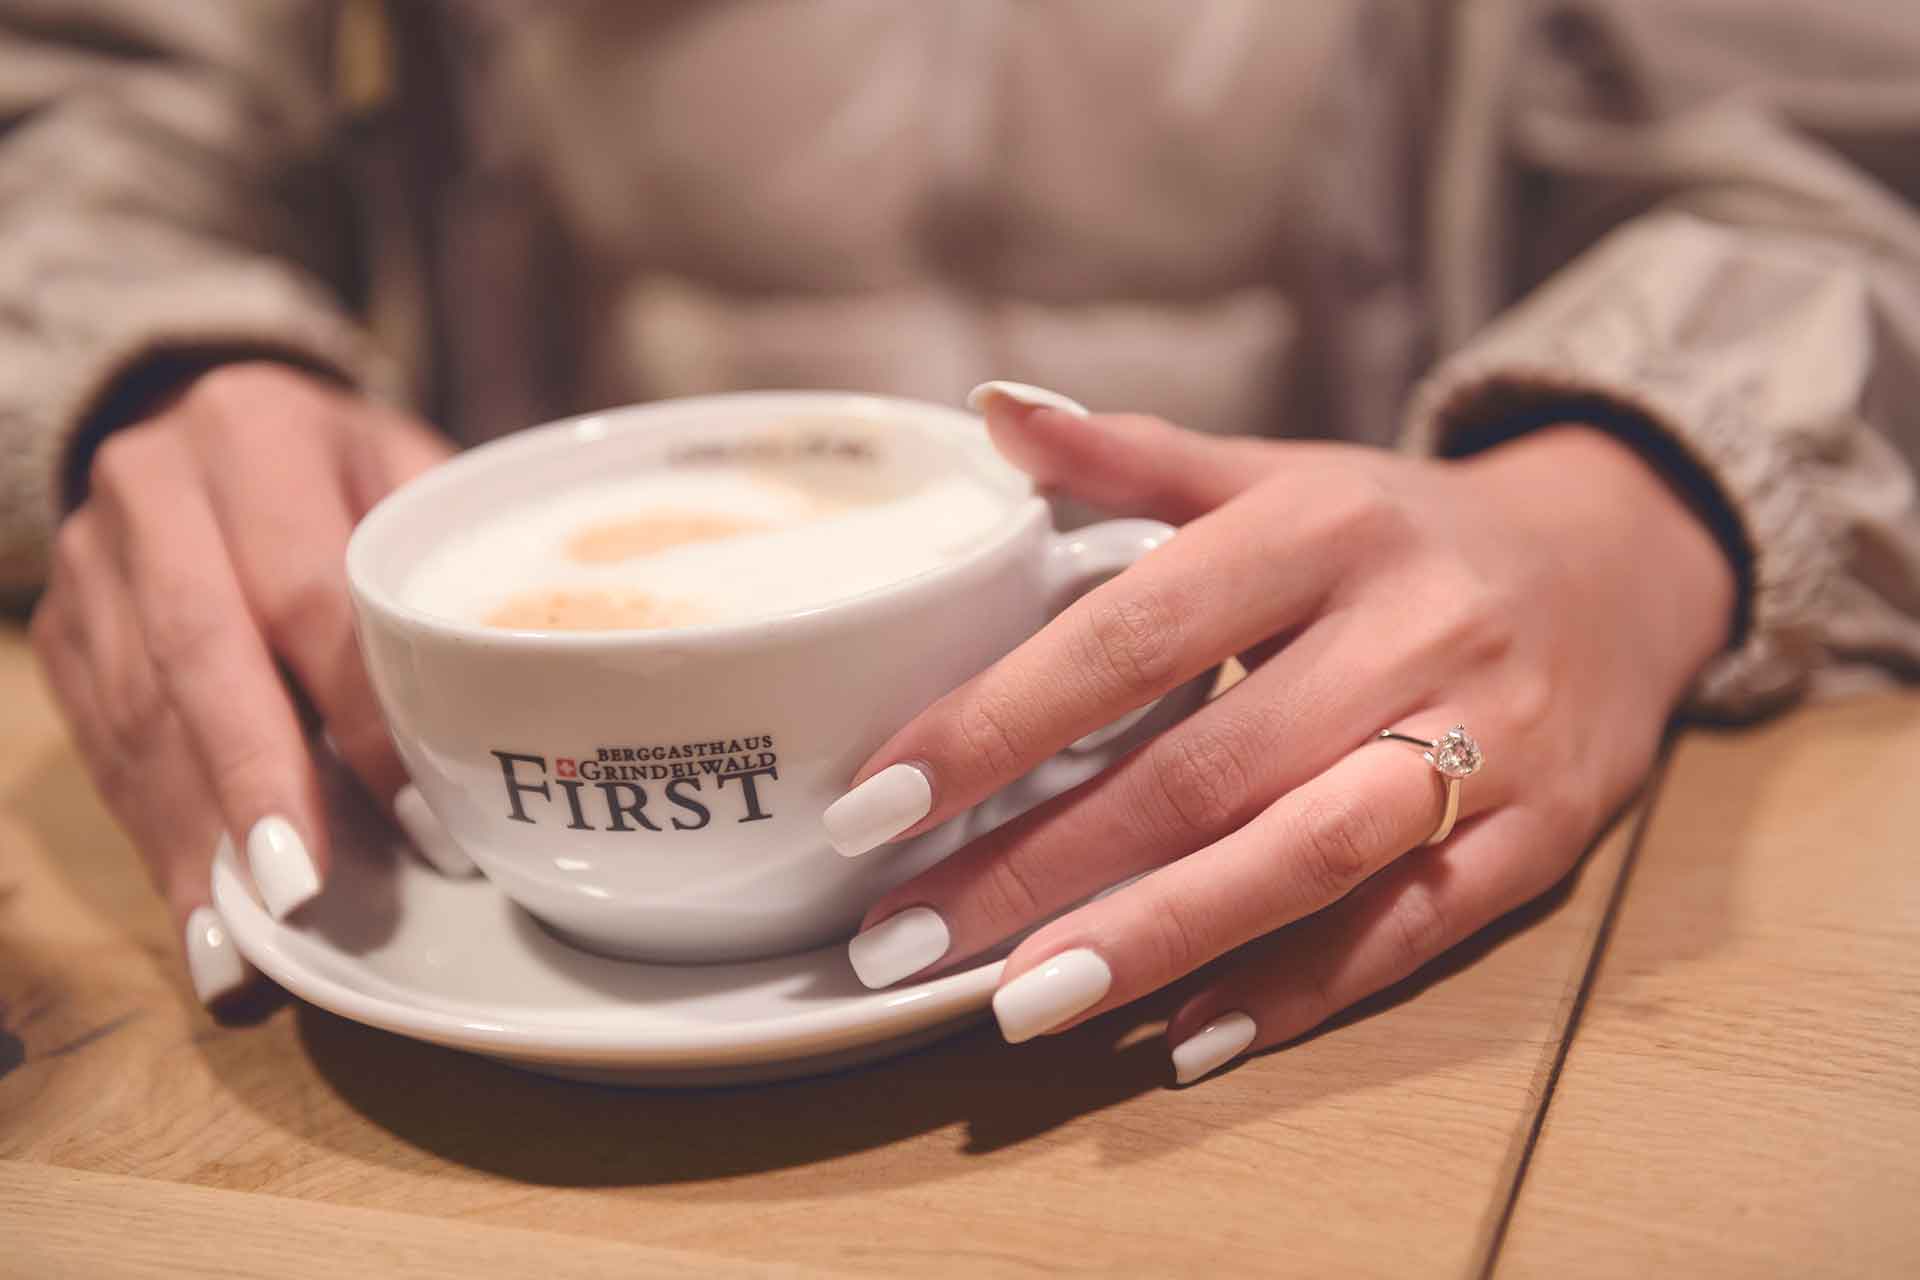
1043, 519, 1197, 754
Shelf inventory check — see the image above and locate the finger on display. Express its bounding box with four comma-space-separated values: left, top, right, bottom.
844, 563, 1508, 986
284, 401, 472, 875
89, 428, 329, 920
1162, 806, 1576, 1083
342, 402, 456, 517
34, 521, 259, 1006
29, 564, 101, 762
981, 740, 1458, 1044
39, 513, 153, 794
188, 411, 408, 807
967, 381, 1278, 523
57, 511, 175, 784
123, 718, 262, 1009
823, 465, 1409, 857
203, 396, 468, 879
64, 511, 228, 918
844, 623, 1369, 980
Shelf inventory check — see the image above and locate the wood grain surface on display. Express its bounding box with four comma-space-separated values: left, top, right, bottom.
4, 621, 1915, 1276
1495, 694, 1920, 1277
0, 624, 1637, 1276
1, 1164, 822, 1279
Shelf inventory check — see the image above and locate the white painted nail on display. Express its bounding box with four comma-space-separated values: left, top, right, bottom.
848, 907, 951, 989
1170, 1010, 1258, 1085
246, 815, 321, 920
394, 784, 477, 878
183, 905, 250, 1006
823, 763, 933, 857
992, 948, 1112, 1044
965, 380, 1090, 419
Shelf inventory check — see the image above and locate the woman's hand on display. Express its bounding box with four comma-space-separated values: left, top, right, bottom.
834, 386, 1736, 1083
28, 362, 455, 1007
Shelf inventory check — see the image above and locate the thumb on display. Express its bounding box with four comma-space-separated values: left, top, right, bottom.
966, 381, 1277, 524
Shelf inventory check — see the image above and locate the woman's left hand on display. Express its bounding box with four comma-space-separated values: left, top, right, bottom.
829, 387, 1736, 1084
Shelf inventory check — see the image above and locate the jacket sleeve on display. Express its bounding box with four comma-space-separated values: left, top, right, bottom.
1405, 0, 1920, 716
0, 0, 396, 594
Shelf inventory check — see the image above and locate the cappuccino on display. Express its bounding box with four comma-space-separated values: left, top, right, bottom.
347, 392, 1201, 961
401, 460, 1012, 631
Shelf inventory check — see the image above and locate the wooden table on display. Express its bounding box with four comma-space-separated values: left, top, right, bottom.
1, 620, 1914, 1277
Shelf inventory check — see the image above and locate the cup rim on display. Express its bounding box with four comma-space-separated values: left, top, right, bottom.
345, 390, 1044, 648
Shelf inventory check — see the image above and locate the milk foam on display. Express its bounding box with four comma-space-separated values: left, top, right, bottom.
401, 464, 1014, 629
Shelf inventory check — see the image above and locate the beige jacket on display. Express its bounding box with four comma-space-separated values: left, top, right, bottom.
2, 0, 1917, 715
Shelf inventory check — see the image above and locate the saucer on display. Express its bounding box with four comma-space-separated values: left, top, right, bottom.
211, 768, 1002, 1087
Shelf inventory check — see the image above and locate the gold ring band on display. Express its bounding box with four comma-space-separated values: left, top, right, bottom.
1376, 725, 1483, 845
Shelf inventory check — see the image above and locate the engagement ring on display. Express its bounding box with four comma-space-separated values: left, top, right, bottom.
1376, 725, 1483, 845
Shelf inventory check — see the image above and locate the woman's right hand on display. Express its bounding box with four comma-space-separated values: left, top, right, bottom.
28, 361, 456, 1007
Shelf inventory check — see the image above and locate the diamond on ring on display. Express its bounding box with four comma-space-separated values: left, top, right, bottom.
1377, 723, 1484, 846
1426, 726, 1483, 780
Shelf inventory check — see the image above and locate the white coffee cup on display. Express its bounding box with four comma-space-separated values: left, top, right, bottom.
347, 392, 1209, 962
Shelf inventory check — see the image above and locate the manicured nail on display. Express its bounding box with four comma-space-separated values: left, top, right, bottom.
965, 380, 1090, 419
848, 907, 951, 988
183, 905, 250, 1006
992, 948, 1112, 1043
823, 763, 932, 857
1170, 1010, 1258, 1085
246, 815, 321, 919
394, 784, 477, 878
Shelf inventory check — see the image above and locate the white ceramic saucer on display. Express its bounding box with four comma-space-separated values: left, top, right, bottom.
212, 763, 1002, 1087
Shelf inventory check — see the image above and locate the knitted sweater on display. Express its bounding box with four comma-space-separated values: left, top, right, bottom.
2, 0, 1916, 715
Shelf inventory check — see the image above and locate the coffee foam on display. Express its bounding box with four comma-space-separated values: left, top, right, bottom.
563, 511, 773, 563
401, 462, 1014, 631
484, 587, 712, 631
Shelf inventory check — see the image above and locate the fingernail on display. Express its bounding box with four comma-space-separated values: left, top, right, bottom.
1170, 1010, 1258, 1085
848, 907, 951, 988
183, 905, 250, 1006
394, 784, 477, 878
992, 947, 1112, 1043
965, 380, 1090, 419
246, 815, 321, 920
823, 763, 932, 857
